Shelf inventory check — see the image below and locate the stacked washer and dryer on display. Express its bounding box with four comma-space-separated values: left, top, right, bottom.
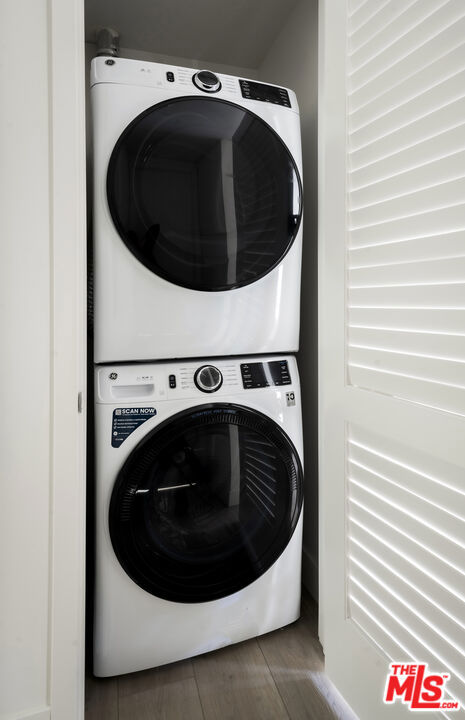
91, 56, 305, 677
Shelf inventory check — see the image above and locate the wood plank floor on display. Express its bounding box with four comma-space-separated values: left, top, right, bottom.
85, 594, 358, 720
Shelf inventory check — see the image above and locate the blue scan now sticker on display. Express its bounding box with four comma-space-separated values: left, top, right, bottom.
112, 407, 156, 447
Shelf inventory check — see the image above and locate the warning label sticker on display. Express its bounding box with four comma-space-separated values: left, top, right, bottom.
112, 407, 156, 448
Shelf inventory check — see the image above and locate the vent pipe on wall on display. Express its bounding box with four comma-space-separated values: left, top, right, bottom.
96, 27, 119, 57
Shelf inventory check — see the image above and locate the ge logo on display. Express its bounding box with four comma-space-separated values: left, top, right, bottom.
286, 392, 296, 406
109, 372, 118, 380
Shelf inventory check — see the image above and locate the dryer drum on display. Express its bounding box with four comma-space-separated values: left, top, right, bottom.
106, 97, 303, 292
109, 403, 304, 603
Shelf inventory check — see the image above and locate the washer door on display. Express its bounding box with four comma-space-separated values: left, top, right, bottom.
109, 404, 303, 603
106, 97, 302, 292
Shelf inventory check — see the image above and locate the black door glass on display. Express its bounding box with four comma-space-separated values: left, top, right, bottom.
109, 404, 303, 603
107, 97, 302, 291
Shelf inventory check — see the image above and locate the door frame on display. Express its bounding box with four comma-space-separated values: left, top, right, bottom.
47, 0, 87, 717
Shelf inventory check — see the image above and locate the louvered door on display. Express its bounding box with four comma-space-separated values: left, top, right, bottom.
320, 1, 465, 718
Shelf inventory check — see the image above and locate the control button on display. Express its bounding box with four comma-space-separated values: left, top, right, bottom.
192, 70, 221, 93
166, 71, 175, 82
169, 374, 176, 389
194, 365, 223, 393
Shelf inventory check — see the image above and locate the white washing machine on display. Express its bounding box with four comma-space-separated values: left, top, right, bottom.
94, 354, 304, 676
91, 57, 303, 363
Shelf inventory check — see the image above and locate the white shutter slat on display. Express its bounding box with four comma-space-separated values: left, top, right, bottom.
349, 573, 465, 704
350, 204, 465, 247
349, 346, 465, 389
348, 0, 465, 86
350, 149, 465, 208
349, 283, 465, 308
349, 584, 465, 709
349, 342, 465, 385
349, 68, 465, 149
349, 463, 465, 554
348, 0, 391, 36
349, 480, 465, 574
349, 0, 418, 55
349, 307, 465, 334
349, 425, 465, 500
349, 327, 465, 362
349, 178, 465, 228
349, 468, 465, 547
349, 596, 465, 720
349, 98, 465, 172
349, 43, 465, 129
349, 363, 465, 415
349, 595, 408, 660
350, 562, 465, 686
349, 231, 465, 266
350, 18, 465, 113
350, 256, 465, 287
349, 442, 465, 515
348, 423, 465, 706
349, 424, 465, 500
348, 0, 369, 16
350, 521, 465, 634
349, 502, 465, 605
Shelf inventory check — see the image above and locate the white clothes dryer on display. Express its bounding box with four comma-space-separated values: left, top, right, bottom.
91, 57, 303, 363
94, 354, 304, 676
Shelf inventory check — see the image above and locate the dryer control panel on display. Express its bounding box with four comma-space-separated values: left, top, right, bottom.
90, 57, 298, 112
239, 80, 291, 107
240, 360, 291, 389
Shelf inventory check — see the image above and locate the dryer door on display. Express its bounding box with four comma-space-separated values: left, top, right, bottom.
109, 404, 303, 602
106, 97, 302, 291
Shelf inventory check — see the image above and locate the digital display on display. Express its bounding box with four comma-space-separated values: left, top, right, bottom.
239, 80, 291, 108
241, 360, 291, 389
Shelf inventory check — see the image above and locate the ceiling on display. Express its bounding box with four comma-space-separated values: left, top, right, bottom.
85, 0, 300, 69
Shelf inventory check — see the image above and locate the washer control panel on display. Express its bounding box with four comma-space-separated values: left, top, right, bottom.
194, 365, 223, 393
97, 356, 297, 403
239, 79, 291, 107
240, 360, 291, 389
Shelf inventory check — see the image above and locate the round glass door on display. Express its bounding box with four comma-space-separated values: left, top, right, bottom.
107, 97, 302, 291
109, 404, 303, 603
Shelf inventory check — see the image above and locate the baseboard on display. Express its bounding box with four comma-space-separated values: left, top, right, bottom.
302, 545, 318, 601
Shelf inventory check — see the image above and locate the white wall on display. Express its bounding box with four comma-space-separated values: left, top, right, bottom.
0, 2, 86, 719
0, 2, 51, 717
259, 0, 319, 599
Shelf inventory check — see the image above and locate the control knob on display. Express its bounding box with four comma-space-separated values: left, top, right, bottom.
192, 70, 221, 93
194, 365, 223, 393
